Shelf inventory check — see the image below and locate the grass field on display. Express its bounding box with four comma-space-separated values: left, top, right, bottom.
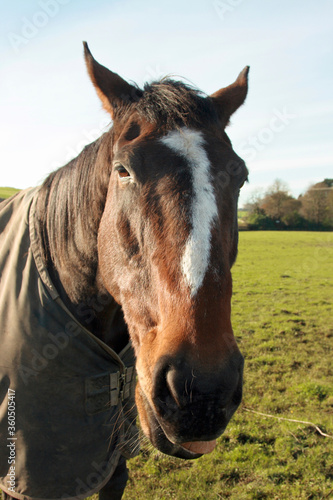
0, 225, 331, 499
120, 232, 333, 500
0, 187, 20, 199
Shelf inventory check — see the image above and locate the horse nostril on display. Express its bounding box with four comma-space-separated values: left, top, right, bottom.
152, 353, 244, 436
232, 353, 244, 407
166, 368, 184, 408
152, 360, 180, 418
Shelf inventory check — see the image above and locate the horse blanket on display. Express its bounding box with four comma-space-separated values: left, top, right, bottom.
0, 189, 139, 500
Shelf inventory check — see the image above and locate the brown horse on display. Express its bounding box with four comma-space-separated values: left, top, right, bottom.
0, 43, 249, 499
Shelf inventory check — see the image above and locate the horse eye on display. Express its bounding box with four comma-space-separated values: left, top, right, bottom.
115, 165, 130, 179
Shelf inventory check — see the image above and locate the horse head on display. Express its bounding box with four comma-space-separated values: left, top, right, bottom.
84, 43, 249, 459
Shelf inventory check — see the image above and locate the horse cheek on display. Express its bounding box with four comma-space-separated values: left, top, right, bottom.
98, 216, 121, 303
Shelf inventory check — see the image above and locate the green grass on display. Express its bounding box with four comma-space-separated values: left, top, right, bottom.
1, 232, 332, 499
0, 187, 20, 199
121, 232, 333, 499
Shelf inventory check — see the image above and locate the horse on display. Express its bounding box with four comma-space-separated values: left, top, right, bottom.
0, 43, 249, 500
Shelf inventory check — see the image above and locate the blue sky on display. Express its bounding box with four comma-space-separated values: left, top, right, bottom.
1, 0, 332, 206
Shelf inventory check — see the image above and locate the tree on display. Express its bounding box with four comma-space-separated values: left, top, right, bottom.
258, 179, 303, 228
300, 179, 333, 227
260, 179, 289, 221
280, 198, 302, 226
244, 178, 333, 230
243, 188, 265, 215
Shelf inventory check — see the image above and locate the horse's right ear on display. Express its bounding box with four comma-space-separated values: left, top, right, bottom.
83, 42, 142, 118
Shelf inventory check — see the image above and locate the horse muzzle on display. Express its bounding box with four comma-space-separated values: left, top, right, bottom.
136, 349, 244, 459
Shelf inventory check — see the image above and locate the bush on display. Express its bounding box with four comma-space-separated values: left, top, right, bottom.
248, 212, 276, 230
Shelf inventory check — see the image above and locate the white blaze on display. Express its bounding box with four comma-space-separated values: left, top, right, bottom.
160, 128, 218, 296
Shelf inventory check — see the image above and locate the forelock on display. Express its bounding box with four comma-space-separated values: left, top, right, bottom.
135, 79, 219, 129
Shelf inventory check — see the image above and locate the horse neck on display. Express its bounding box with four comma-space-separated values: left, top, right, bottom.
35, 132, 127, 350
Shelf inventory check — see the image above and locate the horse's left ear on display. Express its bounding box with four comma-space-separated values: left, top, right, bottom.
210, 66, 249, 126
83, 42, 142, 118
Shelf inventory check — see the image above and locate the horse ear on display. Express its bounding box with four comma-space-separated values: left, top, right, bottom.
83, 42, 142, 118
210, 66, 249, 126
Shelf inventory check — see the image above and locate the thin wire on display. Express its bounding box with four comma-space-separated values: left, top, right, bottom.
243, 407, 333, 439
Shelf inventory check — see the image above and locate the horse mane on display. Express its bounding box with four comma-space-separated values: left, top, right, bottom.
35, 132, 113, 302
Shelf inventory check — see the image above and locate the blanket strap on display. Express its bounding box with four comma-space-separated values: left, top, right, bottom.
85, 366, 135, 415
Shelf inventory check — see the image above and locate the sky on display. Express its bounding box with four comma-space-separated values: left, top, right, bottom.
1, 0, 332, 207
